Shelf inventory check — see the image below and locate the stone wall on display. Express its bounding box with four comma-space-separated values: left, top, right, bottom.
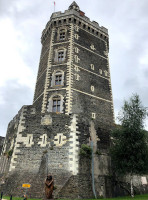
0, 136, 4, 155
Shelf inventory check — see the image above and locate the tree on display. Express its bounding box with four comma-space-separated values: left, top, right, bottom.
110, 94, 148, 197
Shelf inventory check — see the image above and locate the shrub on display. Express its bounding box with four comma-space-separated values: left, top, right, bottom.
79, 144, 92, 158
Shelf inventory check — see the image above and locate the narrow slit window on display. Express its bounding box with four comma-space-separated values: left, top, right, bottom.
29, 136, 31, 144
92, 113, 96, 119
59, 135, 61, 144
43, 136, 45, 144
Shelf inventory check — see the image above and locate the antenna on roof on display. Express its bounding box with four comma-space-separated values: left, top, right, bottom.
54, 1, 55, 12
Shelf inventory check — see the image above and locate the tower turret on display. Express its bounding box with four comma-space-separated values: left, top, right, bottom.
0, 2, 114, 199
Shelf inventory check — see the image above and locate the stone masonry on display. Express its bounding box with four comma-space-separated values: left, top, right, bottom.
0, 2, 116, 198
0, 137, 4, 155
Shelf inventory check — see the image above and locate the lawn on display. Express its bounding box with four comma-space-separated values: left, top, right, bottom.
3, 194, 148, 200
103, 194, 148, 199
3, 197, 41, 200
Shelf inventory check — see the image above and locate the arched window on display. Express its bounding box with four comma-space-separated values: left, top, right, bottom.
51, 70, 64, 87
47, 94, 64, 113
52, 96, 61, 112
55, 72, 62, 85
58, 28, 67, 41
54, 48, 67, 63
58, 50, 64, 62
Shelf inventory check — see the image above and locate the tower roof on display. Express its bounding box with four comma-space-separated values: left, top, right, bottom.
68, 1, 80, 11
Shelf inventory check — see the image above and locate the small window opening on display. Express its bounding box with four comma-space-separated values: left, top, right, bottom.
88, 26, 90, 31
92, 113, 96, 119
29, 136, 31, 144
96, 31, 98, 35
52, 97, 61, 112
90, 64, 94, 70
43, 136, 45, 144
59, 30, 65, 41
91, 86, 94, 92
55, 74, 62, 85
69, 18, 71, 22
74, 18, 76, 24
59, 135, 61, 144
83, 24, 86, 29
58, 20, 61, 24
58, 51, 64, 62
92, 29, 94, 33
79, 21, 81, 25
64, 19, 66, 23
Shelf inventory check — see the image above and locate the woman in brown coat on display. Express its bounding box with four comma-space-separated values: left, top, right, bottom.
45, 175, 54, 199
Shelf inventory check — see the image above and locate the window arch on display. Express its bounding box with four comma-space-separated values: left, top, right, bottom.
54, 48, 67, 63
58, 50, 64, 62
51, 70, 64, 87
52, 96, 61, 112
47, 94, 64, 113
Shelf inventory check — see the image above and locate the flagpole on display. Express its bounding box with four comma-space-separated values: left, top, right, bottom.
54, 2, 55, 12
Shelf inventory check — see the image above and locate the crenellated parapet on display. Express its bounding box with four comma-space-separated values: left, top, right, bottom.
41, 2, 109, 48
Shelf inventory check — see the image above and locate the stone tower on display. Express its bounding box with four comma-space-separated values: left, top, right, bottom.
0, 2, 114, 198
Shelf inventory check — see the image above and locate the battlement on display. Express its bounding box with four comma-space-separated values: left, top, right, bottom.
50, 9, 108, 33
41, 2, 108, 43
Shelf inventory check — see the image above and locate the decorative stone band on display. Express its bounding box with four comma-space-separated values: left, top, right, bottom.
72, 88, 112, 103
9, 106, 31, 171
68, 114, 79, 175
41, 28, 55, 113
105, 42, 115, 123
65, 24, 74, 115
54, 133, 67, 147
38, 134, 48, 147
74, 42, 107, 60
74, 64, 109, 80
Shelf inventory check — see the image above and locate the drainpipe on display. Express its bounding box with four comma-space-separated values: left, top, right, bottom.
91, 141, 97, 199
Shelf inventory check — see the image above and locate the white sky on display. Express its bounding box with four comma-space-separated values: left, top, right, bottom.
0, 0, 148, 137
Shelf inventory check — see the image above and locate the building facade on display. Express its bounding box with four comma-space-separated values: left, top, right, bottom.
0, 2, 115, 198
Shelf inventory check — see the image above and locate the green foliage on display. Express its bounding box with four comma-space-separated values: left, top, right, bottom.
3, 194, 148, 200
4, 149, 13, 159
111, 94, 148, 176
95, 150, 101, 155
3, 197, 41, 200
79, 144, 92, 158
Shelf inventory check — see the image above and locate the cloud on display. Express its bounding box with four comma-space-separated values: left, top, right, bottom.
0, 79, 33, 136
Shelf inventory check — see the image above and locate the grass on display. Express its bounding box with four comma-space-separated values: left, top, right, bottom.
103, 194, 148, 199
2, 194, 148, 200
3, 197, 41, 200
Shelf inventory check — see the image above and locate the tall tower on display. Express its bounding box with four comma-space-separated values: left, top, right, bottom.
0, 2, 114, 198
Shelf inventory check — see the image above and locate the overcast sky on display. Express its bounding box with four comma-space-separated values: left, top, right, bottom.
0, 0, 148, 137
